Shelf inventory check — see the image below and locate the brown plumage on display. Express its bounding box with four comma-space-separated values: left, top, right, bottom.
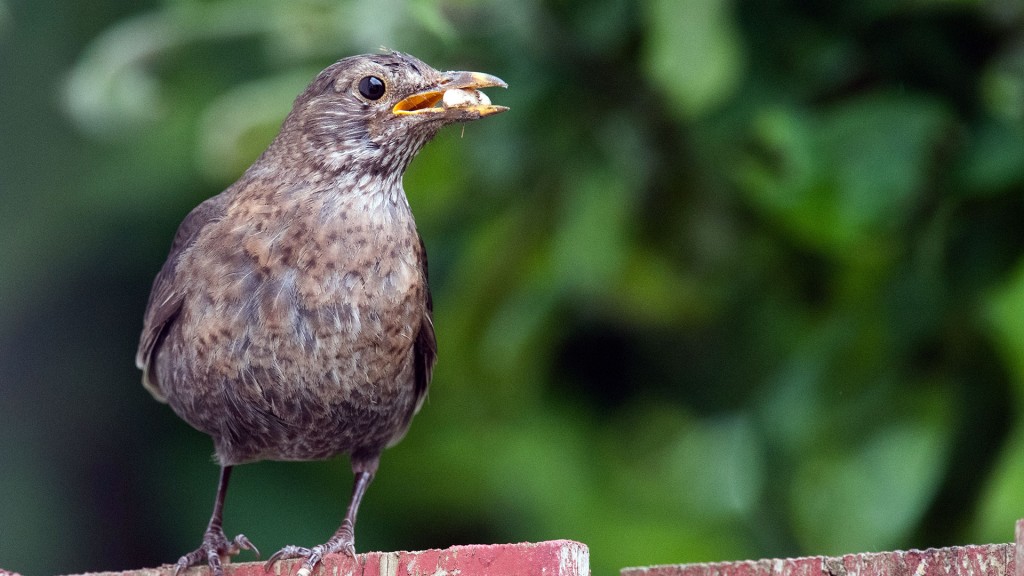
136, 52, 506, 576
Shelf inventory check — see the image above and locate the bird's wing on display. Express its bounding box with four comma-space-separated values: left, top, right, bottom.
136, 194, 229, 400
412, 235, 437, 415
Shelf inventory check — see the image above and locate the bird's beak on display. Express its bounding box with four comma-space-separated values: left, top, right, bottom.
392, 71, 508, 119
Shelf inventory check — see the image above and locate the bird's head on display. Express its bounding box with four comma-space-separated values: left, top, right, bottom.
276, 51, 507, 177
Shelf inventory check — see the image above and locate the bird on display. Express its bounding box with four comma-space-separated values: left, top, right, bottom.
135, 51, 507, 576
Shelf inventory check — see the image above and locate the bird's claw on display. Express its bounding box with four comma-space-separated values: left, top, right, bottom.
264, 535, 356, 575
174, 529, 259, 576
264, 545, 312, 567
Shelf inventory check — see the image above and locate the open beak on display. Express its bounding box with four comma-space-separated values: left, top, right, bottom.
393, 71, 508, 119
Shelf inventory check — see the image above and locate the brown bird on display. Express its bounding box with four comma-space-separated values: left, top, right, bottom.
136, 52, 506, 576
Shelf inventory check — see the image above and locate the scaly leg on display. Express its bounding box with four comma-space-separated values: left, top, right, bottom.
175, 466, 259, 576
265, 456, 379, 576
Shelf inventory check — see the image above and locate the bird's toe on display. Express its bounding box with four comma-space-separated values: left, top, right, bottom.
264, 537, 357, 575
174, 528, 257, 576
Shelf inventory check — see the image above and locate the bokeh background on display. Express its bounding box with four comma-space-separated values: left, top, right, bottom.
4, 0, 1024, 574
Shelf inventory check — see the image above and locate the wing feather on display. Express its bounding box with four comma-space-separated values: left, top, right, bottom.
412, 235, 437, 414
136, 194, 229, 399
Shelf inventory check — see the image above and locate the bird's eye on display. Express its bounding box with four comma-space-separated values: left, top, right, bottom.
358, 76, 386, 100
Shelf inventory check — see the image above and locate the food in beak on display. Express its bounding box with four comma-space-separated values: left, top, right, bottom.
442, 88, 491, 109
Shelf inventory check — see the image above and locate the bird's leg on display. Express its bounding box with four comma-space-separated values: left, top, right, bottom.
324, 460, 376, 555
175, 465, 259, 576
265, 455, 380, 576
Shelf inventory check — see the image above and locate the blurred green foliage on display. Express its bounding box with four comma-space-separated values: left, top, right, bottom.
3, 0, 1024, 575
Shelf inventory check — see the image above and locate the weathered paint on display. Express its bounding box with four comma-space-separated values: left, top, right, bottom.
622, 544, 1014, 576
52, 540, 589, 576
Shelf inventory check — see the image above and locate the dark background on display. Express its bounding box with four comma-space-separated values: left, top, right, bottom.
3, 1, 1024, 575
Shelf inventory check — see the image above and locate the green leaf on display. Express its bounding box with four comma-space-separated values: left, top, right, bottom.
985, 259, 1024, 392
790, 413, 951, 554
971, 422, 1024, 544
738, 94, 950, 254
665, 414, 764, 518
643, 0, 744, 119
196, 70, 318, 181
955, 121, 1024, 196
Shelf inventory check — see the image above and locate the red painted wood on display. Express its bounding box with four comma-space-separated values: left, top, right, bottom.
51, 540, 589, 576
622, 544, 1014, 576
5, 524, 1022, 576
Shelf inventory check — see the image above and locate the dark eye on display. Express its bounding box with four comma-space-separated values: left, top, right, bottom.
358, 76, 386, 100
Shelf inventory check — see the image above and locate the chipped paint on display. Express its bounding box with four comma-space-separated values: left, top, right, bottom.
24, 537, 1024, 576
622, 545, 1015, 576
558, 541, 590, 576
379, 551, 400, 576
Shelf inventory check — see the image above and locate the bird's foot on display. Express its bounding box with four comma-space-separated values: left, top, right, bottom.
264, 528, 356, 576
174, 528, 259, 576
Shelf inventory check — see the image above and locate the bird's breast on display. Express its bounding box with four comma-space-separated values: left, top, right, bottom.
179, 190, 425, 396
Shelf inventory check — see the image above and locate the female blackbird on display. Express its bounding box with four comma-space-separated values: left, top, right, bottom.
136, 52, 506, 576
